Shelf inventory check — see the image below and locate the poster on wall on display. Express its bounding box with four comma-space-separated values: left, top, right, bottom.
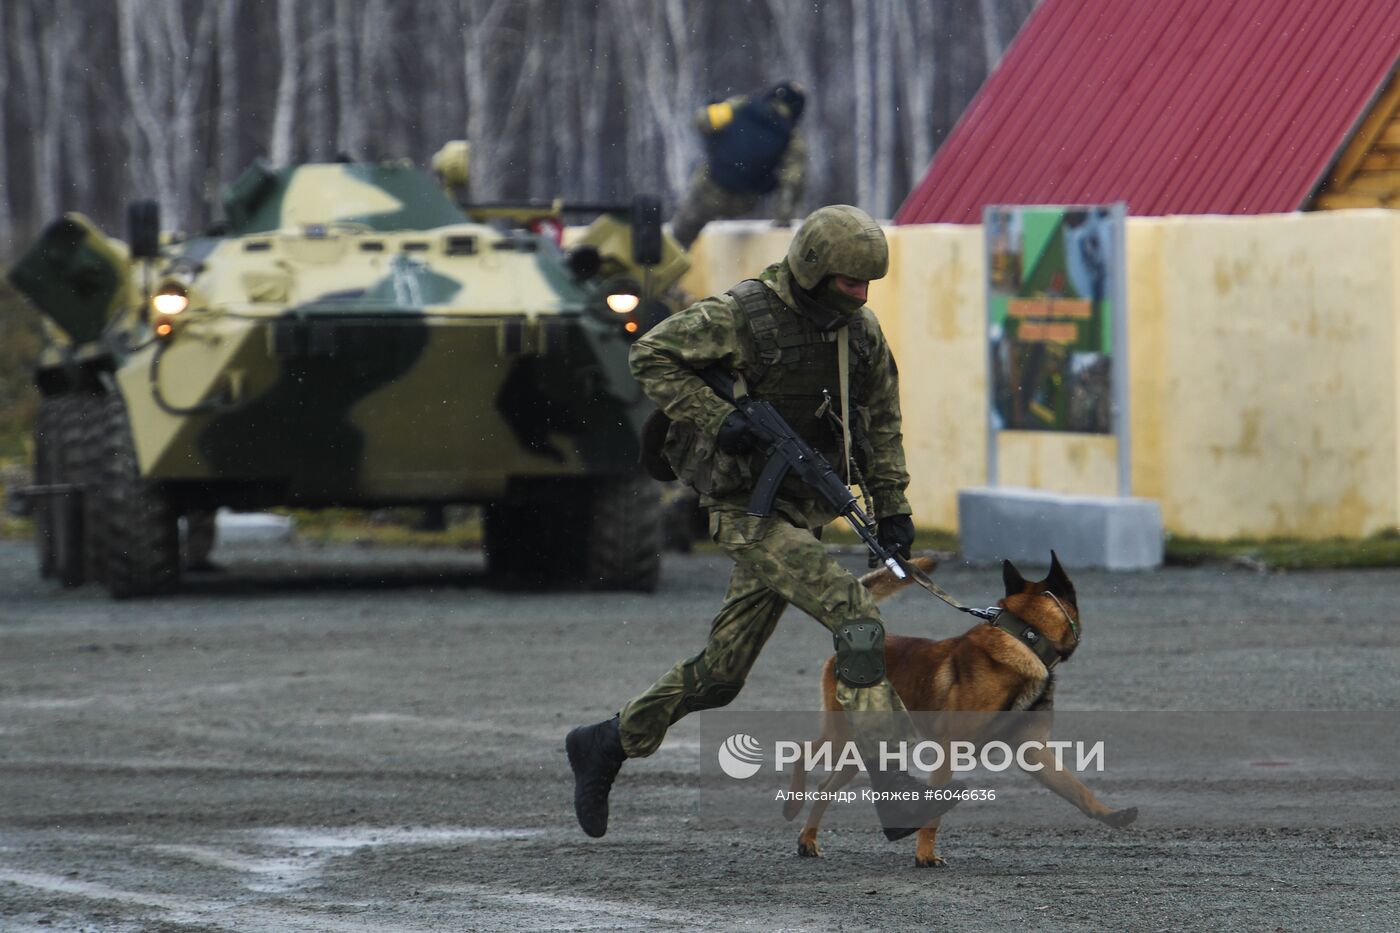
984, 204, 1125, 434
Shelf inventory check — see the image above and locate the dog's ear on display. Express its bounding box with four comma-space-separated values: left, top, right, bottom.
861, 555, 937, 603
1045, 550, 1077, 604
1003, 559, 1027, 596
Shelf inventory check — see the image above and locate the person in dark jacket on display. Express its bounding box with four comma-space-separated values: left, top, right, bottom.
670, 81, 809, 249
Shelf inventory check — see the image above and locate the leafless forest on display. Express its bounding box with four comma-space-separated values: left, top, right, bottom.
0, 0, 1036, 252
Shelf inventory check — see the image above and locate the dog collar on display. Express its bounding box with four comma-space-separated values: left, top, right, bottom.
987, 609, 1063, 670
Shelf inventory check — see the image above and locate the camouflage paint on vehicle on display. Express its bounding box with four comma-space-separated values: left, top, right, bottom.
24, 162, 684, 507
9, 155, 687, 595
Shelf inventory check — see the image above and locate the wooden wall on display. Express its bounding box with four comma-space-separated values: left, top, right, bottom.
1313, 67, 1400, 209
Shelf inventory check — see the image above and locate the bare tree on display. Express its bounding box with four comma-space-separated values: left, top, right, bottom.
575, 2, 614, 201
117, 0, 178, 215
355, 1, 392, 160
0, 0, 1040, 249
461, 0, 512, 197
111, 0, 216, 224
0, 4, 14, 243
872, 0, 897, 216
304, 0, 333, 160
60, 37, 92, 212
617, 0, 700, 200
613, 9, 658, 200
330, 0, 390, 160
334, 0, 362, 158
216, 0, 241, 184
269, 0, 300, 166
851, 2, 874, 211
162, 2, 217, 220
896, 0, 938, 181
15, 0, 81, 224
376, 5, 417, 160
425, 3, 465, 150
767, 0, 819, 214
979, 0, 1006, 70
526, 2, 552, 199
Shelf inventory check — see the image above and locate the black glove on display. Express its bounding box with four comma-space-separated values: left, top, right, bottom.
715, 410, 757, 455
877, 514, 916, 560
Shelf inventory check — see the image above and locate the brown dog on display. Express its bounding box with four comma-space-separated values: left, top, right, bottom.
784, 552, 1137, 866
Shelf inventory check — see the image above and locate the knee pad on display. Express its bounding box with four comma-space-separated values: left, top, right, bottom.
669, 652, 744, 724
833, 619, 886, 687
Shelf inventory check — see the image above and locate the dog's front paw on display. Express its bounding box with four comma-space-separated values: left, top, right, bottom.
914, 854, 946, 868
797, 837, 821, 858
1099, 806, 1138, 829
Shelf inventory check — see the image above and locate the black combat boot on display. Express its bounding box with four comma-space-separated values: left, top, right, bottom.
867, 769, 966, 841
566, 714, 627, 838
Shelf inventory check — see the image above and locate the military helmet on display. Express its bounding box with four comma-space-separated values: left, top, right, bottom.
786, 205, 888, 290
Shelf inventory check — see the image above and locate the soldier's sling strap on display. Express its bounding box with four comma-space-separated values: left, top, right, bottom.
713, 287, 999, 620
837, 325, 851, 483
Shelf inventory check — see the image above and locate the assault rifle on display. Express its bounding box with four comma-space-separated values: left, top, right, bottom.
698, 368, 907, 580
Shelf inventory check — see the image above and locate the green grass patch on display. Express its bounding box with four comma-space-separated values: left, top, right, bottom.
821, 523, 959, 554
0, 457, 34, 540
284, 507, 484, 549
830, 524, 1400, 570
0, 277, 42, 460
0, 509, 32, 541
1164, 530, 1400, 570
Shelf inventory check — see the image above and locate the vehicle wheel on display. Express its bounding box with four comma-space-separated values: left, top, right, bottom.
32, 398, 60, 579
182, 511, 217, 570
75, 394, 109, 586
485, 474, 661, 592
483, 492, 564, 587
49, 396, 87, 588
98, 395, 180, 598
582, 473, 662, 592
482, 503, 518, 582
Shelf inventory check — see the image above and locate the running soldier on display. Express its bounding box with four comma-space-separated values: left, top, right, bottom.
567, 206, 961, 840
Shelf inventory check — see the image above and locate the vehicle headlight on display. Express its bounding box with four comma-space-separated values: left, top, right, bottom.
606, 291, 640, 315
152, 285, 190, 316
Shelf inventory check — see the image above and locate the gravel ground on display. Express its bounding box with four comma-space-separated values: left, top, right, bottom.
1, 539, 1397, 932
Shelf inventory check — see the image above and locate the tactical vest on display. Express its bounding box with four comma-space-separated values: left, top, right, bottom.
660, 279, 875, 500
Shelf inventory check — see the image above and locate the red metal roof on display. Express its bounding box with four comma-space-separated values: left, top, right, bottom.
896, 0, 1400, 224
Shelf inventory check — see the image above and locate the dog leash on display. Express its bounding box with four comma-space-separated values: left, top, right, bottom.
894, 555, 1002, 621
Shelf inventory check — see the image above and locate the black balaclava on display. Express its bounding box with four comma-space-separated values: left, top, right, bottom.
790, 275, 865, 331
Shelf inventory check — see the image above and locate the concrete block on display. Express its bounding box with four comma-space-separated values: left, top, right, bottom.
214, 509, 294, 544
958, 486, 1163, 570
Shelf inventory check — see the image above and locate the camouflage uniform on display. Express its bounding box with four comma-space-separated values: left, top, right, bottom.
670, 85, 810, 250
568, 207, 959, 841
617, 215, 912, 759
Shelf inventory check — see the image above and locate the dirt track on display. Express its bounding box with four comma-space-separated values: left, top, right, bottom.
1, 539, 1397, 932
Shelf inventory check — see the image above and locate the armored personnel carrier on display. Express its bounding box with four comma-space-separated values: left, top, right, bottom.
8, 152, 688, 597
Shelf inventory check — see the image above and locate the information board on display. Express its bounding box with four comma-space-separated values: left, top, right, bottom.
984, 204, 1130, 492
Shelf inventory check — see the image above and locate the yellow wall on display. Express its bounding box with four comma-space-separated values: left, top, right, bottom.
678, 210, 1400, 539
